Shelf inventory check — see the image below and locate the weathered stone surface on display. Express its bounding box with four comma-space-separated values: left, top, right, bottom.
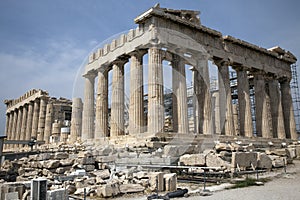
164, 145, 195, 157
5, 192, 19, 200
163, 173, 177, 191
119, 184, 145, 194
54, 152, 69, 160
269, 155, 286, 168
232, 152, 258, 169
179, 154, 205, 166
286, 148, 296, 159
215, 143, 230, 151
149, 172, 164, 192
42, 160, 60, 169
97, 183, 120, 197
47, 188, 68, 200
60, 159, 74, 166
205, 153, 231, 169
257, 153, 272, 169
92, 169, 111, 180
265, 149, 287, 156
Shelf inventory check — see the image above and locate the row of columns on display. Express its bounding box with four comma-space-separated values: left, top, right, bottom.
5, 97, 54, 148
82, 47, 298, 140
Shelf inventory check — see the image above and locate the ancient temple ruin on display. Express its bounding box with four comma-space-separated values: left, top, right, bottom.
79, 5, 298, 142
4, 89, 72, 148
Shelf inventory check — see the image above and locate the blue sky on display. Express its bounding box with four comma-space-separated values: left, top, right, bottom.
0, 0, 300, 134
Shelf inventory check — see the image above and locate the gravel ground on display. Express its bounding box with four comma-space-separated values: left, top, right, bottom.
111, 160, 300, 200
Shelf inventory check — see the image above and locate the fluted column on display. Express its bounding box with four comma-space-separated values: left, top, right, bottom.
15, 108, 23, 147
148, 47, 164, 134
196, 57, 213, 134
129, 51, 145, 134
280, 79, 297, 140
95, 69, 109, 138
37, 98, 47, 141
268, 78, 286, 139
31, 99, 40, 139
172, 54, 189, 133
70, 98, 83, 142
111, 60, 126, 137
4, 113, 10, 137
6, 111, 14, 149
20, 105, 28, 142
236, 67, 253, 137
82, 72, 96, 140
216, 60, 235, 136
254, 72, 272, 138
191, 67, 200, 133
25, 102, 34, 140
44, 102, 53, 143
11, 110, 18, 142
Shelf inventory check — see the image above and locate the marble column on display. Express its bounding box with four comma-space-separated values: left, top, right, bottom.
11, 109, 18, 141
212, 91, 221, 134
37, 98, 47, 141
25, 102, 34, 140
4, 113, 10, 137
20, 105, 28, 142
111, 61, 126, 137
280, 79, 298, 140
148, 47, 164, 134
82, 72, 96, 140
216, 60, 235, 136
236, 68, 253, 137
7, 111, 14, 148
232, 104, 240, 135
70, 98, 83, 142
268, 79, 286, 139
31, 99, 40, 139
196, 57, 213, 134
129, 52, 145, 134
254, 72, 272, 138
191, 67, 200, 134
15, 108, 23, 147
172, 54, 189, 133
44, 102, 53, 143
95, 69, 109, 139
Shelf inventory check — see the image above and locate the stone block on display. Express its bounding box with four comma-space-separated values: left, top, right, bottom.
133, 171, 148, 179
60, 159, 74, 166
286, 148, 296, 159
257, 153, 272, 169
163, 173, 177, 191
295, 145, 300, 158
265, 149, 287, 156
269, 155, 286, 168
47, 188, 68, 200
179, 154, 205, 166
215, 143, 231, 151
42, 160, 60, 169
149, 172, 164, 192
83, 165, 95, 172
119, 184, 145, 194
5, 192, 18, 200
206, 153, 231, 169
163, 145, 194, 157
92, 169, 111, 180
232, 152, 258, 169
54, 152, 69, 160
97, 183, 120, 198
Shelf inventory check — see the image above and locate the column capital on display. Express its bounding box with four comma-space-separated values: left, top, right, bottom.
112, 58, 129, 67
83, 70, 97, 79
278, 76, 291, 83
212, 57, 230, 67
129, 49, 147, 59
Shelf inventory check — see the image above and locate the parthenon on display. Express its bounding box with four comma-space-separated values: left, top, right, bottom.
4, 89, 72, 148
78, 5, 298, 142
